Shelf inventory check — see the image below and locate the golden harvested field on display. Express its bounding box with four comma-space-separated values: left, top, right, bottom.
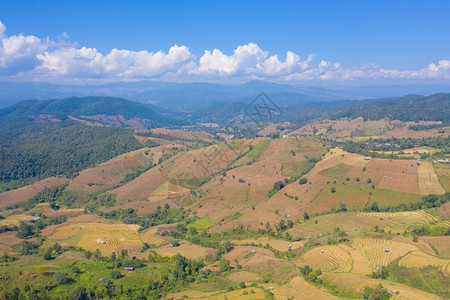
154, 241, 216, 259
227, 271, 261, 283
0, 177, 69, 210
300, 244, 353, 272
418, 161, 445, 195
231, 237, 304, 252
139, 227, 167, 247
421, 236, 450, 258
323, 272, 441, 300
0, 213, 34, 226
356, 210, 449, 233
44, 222, 141, 256
434, 164, 450, 191
399, 251, 450, 275
151, 128, 216, 143
287, 276, 340, 299
168, 287, 266, 300
353, 238, 419, 270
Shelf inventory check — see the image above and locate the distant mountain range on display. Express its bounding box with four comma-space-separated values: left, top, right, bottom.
2, 80, 448, 111
1, 93, 448, 130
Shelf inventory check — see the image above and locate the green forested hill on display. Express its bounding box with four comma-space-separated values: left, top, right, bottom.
0, 96, 175, 128
329, 93, 450, 123
0, 119, 144, 191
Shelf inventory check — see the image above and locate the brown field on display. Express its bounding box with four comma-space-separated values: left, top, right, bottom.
224, 246, 297, 282
154, 240, 216, 259
68, 147, 155, 192
418, 161, 445, 195
0, 231, 29, 245
0, 244, 14, 254
291, 118, 447, 140
434, 164, 450, 191
112, 167, 167, 202
151, 128, 216, 143
262, 148, 424, 220
0, 177, 69, 210
227, 270, 261, 283
362, 159, 419, 194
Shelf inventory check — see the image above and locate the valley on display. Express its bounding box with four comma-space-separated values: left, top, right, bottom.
0, 94, 449, 299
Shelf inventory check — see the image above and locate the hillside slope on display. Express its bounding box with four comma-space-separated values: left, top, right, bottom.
0, 96, 175, 128
330, 93, 450, 123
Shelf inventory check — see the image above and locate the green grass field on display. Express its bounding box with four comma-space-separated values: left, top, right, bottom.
319, 163, 353, 180
187, 217, 212, 230
311, 182, 370, 210
369, 188, 421, 208
246, 140, 270, 160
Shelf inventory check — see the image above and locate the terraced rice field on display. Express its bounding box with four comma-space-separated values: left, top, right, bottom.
422, 236, 450, 258
139, 227, 167, 247
399, 251, 450, 275
289, 276, 340, 299
353, 238, 418, 269
356, 210, 449, 232
324, 272, 441, 300
231, 237, 304, 252
45, 222, 141, 256
301, 245, 352, 272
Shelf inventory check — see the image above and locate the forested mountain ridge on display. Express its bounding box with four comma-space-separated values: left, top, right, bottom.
329, 93, 450, 123
0, 96, 176, 128
0, 118, 145, 192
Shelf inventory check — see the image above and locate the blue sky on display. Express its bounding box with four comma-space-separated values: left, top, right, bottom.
0, 0, 449, 84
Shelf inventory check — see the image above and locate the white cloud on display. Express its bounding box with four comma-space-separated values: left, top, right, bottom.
195, 43, 268, 75
0, 20, 449, 83
0, 22, 51, 75
0, 21, 5, 39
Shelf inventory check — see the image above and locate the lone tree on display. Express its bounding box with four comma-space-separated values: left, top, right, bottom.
303, 212, 310, 221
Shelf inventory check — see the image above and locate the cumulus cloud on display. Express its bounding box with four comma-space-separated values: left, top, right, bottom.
36, 45, 193, 79
0, 21, 52, 75
0, 20, 449, 83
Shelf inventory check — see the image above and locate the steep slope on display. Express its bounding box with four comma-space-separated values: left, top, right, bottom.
330, 93, 450, 123
0, 96, 175, 128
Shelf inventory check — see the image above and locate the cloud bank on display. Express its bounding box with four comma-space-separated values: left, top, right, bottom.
0, 21, 449, 84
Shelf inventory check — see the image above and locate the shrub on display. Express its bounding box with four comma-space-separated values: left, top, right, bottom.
110, 270, 122, 279
299, 178, 308, 185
